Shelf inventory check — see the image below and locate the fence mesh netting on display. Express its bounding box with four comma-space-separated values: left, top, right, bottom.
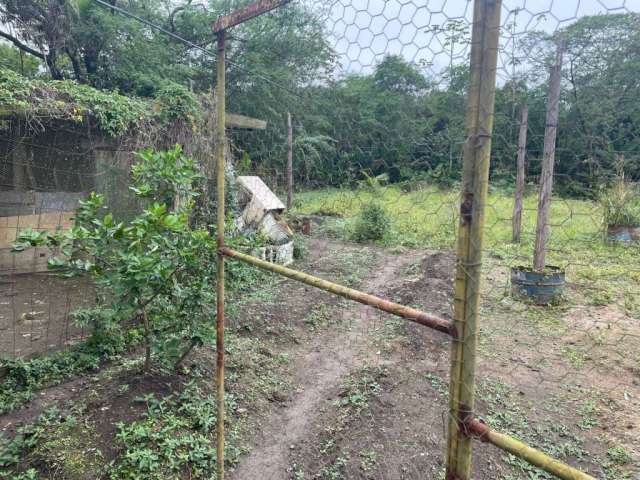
0, 1, 638, 478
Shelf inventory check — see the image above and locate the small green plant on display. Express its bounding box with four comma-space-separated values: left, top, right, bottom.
335, 368, 383, 413
107, 380, 224, 480
351, 203, 390, 243
13, 146, 220, 371
359, 450, 379, 473
599, 178, 640, 227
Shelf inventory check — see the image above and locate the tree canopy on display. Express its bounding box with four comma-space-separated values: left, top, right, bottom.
1, 1, 638, 196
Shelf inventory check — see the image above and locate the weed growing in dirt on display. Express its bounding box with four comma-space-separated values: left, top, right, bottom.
305, 304, 333, 331
0, 406, 102, 479
359, 450, 379, 473
107, 379, 237, 479
335, 368, 383, 413
319, 454, 348, 480
0, 330, 140, 414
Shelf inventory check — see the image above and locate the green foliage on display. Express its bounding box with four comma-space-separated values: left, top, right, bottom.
107, 381, 220, 479
599, 178, 640, 227
0, 68, 201, 136
153, 83, 201, 126
0, 407, 62, 476
0, 330, 135, 414
14, 146, 217, 368
0, 44, 41, 77
351, 203, 390, 243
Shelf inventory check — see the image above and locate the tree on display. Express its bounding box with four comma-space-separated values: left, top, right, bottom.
14, 146, 218, 370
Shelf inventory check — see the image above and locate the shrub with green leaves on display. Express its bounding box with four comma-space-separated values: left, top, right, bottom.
351, 203, 390, 243
14, 145, 217, 369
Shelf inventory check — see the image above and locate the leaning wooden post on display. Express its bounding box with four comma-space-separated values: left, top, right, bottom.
215, 29, 227, 480
533, 42, 563, 271
512, 105, 528, 242
286, 111, 294, 210
446, 1, 502, 479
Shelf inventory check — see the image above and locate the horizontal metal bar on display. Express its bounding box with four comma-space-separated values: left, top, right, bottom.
466, 419, 596, 480
220, 247, 456, 337
212, 0, 291, 32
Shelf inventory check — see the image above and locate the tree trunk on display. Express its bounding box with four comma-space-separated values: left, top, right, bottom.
512, 105, 528, 243
142, 309, 151, 371
533, 43, 563, 271
286, 112, 293, 210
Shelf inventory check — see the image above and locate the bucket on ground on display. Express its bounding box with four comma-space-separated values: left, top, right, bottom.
510, 266, 565, 305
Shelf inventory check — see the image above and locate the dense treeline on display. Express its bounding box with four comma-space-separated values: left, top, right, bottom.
1, 1, 638, 196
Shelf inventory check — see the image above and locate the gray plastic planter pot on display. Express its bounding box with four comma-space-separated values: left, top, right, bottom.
510, 266, 565, 305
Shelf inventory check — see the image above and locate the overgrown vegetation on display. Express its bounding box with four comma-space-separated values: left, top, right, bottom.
0, 68, 200, 136
600, 177, 640, 227
0, 331, 139, 414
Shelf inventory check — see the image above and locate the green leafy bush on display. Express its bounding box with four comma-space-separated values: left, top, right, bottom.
14, 146, 216, 370
351, 203, 390, 243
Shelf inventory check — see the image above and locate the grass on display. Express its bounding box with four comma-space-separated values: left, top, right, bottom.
295, 185, 640, 314
296, 185, 640, 478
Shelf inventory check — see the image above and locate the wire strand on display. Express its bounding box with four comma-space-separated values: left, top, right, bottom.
90, 0, 305, 101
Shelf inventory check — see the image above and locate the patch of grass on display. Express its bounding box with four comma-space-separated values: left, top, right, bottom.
295, 185, 640, 313
33, 415, 103, 479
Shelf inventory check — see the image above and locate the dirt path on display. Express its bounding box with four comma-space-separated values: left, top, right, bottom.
229, 240, 418, 480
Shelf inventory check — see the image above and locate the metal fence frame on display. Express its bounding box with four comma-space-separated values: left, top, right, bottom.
212, 1, 597, 479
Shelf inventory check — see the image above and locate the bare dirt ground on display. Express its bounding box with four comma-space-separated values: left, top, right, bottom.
229, 237, 639, 479
2, 235, 638, 479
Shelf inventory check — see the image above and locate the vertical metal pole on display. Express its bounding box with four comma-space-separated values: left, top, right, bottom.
215, 29, 227, 480
445, 1, 502, 479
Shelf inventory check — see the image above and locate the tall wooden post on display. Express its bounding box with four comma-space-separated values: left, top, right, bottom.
286, 112, 293, 210
512, 105, 528, 243
533, 42, 563, 271
215, 29, 227, 480
445, 1, 502, 479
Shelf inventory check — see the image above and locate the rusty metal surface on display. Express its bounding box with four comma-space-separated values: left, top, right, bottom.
212, 0, 292, 32
220, 246, 456, 336
215, 29, 227, 480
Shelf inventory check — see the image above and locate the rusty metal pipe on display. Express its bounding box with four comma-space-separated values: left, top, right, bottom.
220, 247, 456, 336
467, 419, 596, 480
215, 29, 226, 480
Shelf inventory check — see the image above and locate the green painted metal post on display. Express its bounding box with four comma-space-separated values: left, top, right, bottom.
445, 0, 502, 479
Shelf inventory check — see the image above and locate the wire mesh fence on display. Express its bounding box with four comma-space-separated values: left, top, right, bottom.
223, 1, 639, 478
0, 0, 638, 479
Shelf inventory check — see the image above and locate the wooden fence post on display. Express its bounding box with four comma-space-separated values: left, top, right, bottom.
445, 0, 502, 479
533, 42, 563, 271
286, 111, 293, 210
512, 105, 528, 242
